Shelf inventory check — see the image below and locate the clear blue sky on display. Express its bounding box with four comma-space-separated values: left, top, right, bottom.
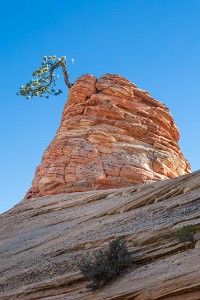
1, 0, 200, 214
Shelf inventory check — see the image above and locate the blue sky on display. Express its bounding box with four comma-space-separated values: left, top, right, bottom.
1, 0, 200, 213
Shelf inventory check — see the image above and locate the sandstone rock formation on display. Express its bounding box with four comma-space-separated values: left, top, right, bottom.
25, 74, 190, 199
1, 170, 200, 299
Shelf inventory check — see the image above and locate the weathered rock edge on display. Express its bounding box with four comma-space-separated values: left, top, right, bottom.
1, 170, 200, 299
25, 74, 190, 199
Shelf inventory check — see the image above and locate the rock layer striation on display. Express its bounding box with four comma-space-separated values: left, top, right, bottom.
25, 74, 190, 199
1, 170, 200, 299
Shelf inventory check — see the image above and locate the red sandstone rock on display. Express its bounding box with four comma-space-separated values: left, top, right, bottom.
25, 74, 191, 199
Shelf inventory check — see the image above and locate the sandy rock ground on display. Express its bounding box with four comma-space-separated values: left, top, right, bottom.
1, 170, 200, 299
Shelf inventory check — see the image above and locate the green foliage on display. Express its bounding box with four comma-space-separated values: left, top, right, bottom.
17, 55, 72, 100
176, 224, 196, 242
78, 237, 133, 290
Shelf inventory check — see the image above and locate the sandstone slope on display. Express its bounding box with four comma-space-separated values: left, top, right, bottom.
25, 74, 190, 199
1, 170, 200, 299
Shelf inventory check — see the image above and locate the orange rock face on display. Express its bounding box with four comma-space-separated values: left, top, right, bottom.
25, 74, 190, 199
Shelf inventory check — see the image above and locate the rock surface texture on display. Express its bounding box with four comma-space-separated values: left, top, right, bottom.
1, 170, 200, 299
25, 74, 190, 199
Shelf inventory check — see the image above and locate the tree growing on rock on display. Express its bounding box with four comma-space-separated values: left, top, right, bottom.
17, 55, 74, 100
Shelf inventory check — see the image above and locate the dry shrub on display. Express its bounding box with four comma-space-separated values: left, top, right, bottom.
78, 237, 133, 290
176, 224, 196, 242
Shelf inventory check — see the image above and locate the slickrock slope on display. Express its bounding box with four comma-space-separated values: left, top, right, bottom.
25, 74, 190, 199
1, 170, 200, 299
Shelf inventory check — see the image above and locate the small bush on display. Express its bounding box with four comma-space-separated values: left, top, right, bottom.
78, 237, 133, 290
176, 224, 196, 242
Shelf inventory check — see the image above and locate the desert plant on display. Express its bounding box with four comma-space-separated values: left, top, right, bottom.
78, 237, 133, 290
176, 224, 196, 242
17, 55, 74, 100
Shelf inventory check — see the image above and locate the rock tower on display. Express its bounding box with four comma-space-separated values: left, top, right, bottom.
25, 74, 190, 198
